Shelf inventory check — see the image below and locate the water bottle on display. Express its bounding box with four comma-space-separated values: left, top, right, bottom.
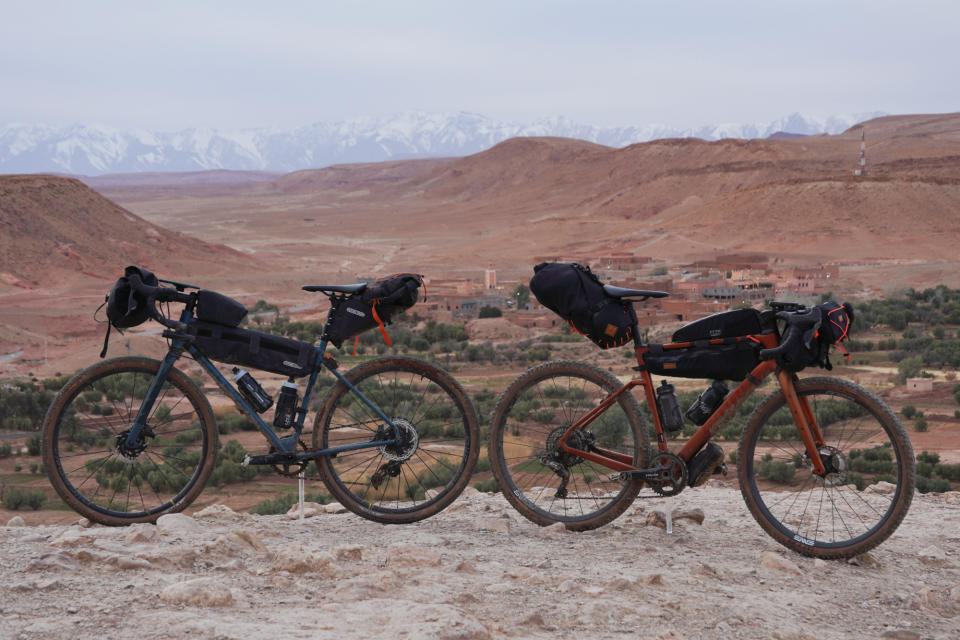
273, 380, 299, 429
655, 381, 684, 433
232, 368, 273, 413
685, 380, 729, 426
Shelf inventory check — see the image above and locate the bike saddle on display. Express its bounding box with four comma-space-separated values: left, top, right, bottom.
301, 283, 368, 295
602, 285, 669, 300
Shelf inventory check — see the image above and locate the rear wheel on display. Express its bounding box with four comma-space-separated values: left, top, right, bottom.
738, 377, 915, 559
313, 357, 479, 523
42, 357, 217, 526
489, 360, 648, 530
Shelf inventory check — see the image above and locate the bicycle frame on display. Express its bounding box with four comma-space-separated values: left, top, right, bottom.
554, 327, 830, 477
124, 303, 400, 464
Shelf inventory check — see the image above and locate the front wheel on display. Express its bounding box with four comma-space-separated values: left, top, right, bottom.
738, 376, 915, 559
313, 356, 479, 524
489, 360, 648, 531
41, 357, 218, 526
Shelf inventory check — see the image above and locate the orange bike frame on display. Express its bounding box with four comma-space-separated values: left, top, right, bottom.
556, 332, 829, 476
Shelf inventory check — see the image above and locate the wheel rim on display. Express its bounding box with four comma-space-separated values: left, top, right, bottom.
50, 367, 209, 519
744, 387, 906, 549
319, 366, 472, 514
496, 372, 640, 523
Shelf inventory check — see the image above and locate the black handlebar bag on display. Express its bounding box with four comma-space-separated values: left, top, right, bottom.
105, 266, 159, 329
777, 301, 854, 372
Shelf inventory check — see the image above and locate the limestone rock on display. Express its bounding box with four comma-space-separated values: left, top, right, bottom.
286, 501, 325, 519
193, 504, 249, 521
271, 547, 339, 575
159, 577, 233, 607
322, 502, 348, 514
865, 481, 897, 495
155, 513, 201, 537
6, 515, 26, 526
124, 523, 158, 544
385, 543, 443, 569
334, 544, 364, 561
760, 552, 804, 576
673, 508, 705, 525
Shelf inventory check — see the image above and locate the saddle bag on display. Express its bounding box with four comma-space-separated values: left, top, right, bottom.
529, 262, 636, 349
324, 273, 424, 349
643, 339, 761, 381
195, 290, 248, 327
189, 321, 315, 378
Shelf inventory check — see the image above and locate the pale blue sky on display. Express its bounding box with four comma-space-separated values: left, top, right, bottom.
1, 0, 956, 129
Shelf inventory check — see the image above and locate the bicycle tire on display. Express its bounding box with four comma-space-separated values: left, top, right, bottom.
313, 356, 479, 524
42, 357, 218, 526
738, 376, 915, 559
489, 360, 648, 531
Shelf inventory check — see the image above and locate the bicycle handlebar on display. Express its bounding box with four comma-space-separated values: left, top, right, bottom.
127, 273, 193, 331
758, 307, 822, 361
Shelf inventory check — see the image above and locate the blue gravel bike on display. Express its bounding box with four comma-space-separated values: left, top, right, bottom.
42, 271, 479, 526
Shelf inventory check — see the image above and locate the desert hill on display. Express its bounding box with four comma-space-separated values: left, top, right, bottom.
0, 175, 255, 288
0, 175, 260, 373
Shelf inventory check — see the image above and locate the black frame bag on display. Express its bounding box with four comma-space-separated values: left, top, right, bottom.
643, 339, 761, 381
195, 290, 248, 327
189, 321, 315, 378
529, 262, 636, 349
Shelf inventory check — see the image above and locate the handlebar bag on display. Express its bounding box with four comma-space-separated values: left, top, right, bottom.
105, 266, 159, 329
777, 301, 854, 372
323, 273, 423, 348
189, 321, 315, 377
529, 262, 636, 349
196, 290, 248, 327
643, 339, 760, 381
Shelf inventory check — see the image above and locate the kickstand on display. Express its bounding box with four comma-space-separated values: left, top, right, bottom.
665, 508, 673, 535
298, 470, 305, 522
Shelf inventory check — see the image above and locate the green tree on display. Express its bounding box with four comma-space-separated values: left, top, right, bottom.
478, 306, 502, 318
513, 284, 531, 309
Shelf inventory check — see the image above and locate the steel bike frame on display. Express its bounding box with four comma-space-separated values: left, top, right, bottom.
553, 327, 830, 477
123, 304, 400, 462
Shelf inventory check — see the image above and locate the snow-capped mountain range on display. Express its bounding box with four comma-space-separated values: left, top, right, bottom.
0, 111, 883, 176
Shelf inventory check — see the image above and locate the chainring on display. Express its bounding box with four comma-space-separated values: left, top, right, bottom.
270, 439, 310, 477
647, 451, 688, 497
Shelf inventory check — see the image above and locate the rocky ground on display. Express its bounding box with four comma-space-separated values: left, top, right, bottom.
2, 484, 959, 640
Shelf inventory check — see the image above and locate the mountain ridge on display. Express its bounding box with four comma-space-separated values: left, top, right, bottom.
1, 110, 885, 175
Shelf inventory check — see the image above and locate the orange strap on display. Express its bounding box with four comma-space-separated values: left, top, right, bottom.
352, 335, 360, 356
371, 302, 392, 346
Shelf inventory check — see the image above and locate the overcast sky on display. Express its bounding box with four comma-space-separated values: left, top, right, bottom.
1, 0, 956, 131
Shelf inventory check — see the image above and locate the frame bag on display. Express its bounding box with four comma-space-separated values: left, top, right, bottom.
195, 290, 248, 327
189, 321, 315, 378
529, 262, 636, 349
643, 339, 761, 381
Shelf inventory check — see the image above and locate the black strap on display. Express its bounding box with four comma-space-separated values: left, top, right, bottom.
100, 322, 112, 358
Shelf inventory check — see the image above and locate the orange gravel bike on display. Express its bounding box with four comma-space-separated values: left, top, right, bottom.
490, 286, 915, 559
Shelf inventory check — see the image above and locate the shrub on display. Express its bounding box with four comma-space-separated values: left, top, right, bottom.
916, 476, 952, 494
901, 405, 917, 419
26, 435, 41, 456
914, 417, 928, 432
249, 491, 330, 515
473, 477, 499, 493
478, 306, 502, 318
0, 443, 12, 457
3, 487, 46, 510
917, 451, 940, 465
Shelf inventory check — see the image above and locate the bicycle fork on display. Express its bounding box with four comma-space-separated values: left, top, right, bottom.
777, 370, 828, 477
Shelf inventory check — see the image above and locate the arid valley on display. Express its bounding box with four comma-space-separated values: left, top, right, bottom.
2, 113, 960, 639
